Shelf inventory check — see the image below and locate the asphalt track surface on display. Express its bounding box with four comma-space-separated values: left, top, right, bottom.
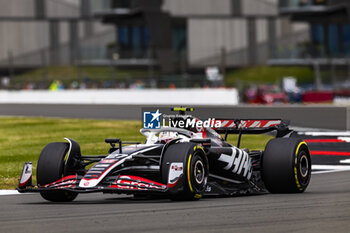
0, 171, 350, 233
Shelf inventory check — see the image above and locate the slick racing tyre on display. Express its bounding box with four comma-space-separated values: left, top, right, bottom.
262, 138, 311, 193
37, 142, 78, 202
161, 142, 208, 201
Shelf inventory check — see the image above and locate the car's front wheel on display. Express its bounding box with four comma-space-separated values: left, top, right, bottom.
37, 142, 79, 202
161, 143, 208, 201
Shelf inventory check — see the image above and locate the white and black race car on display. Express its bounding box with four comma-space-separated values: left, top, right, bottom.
18, 108, 311, 202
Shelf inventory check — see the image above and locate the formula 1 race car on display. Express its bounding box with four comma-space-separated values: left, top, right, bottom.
18, 108, 311, 202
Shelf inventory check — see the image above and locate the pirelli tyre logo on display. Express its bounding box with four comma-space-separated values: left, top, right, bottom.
218, 148, 252, 179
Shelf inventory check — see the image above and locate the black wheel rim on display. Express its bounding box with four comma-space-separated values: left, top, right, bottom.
194, 160, 205, 184
299, 154, 309, 178
297, 150, 311, 187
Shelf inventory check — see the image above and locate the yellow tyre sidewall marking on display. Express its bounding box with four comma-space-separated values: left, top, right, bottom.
193, 145, 205, 154
187, 153, 194, 193
62, 150, 70, 178
294, 141, 307, 191
63, 150, 69, 163
187, 146, 205, 195
188, 146, 205, 197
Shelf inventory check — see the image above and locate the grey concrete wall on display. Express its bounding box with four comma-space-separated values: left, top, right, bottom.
188, 17, 309, 67
188, 18, 248, 66
0, 20, 114, 65
0, 0, 80, 18
46, 0, 80, 18
241, 0, 278, 16
0, 0, 35, 17
163, 0, 279, 17
90, 0, 110, 12
0, 0, 114, 65
163, 0, 232, 16
174, 0, 308, 67
0, 21, 49, 60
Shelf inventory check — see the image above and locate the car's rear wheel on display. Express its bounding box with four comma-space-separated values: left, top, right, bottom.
37, 142, 78, 202
262, 138, 311, 193
161, 143, 208, 201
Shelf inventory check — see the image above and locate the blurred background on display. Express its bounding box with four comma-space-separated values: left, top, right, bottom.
0, 0, 350, 104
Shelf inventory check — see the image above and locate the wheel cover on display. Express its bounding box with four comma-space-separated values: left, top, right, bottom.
193, 160, 205, 184
299, 154, 309, 178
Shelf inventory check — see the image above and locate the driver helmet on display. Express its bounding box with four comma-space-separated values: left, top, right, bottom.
158, 131, 179, 143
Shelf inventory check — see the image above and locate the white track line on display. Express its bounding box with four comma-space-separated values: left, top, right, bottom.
312, 165, 350, 174
301, 132, 350, 136
340, 159, 350, 164
0, 190, 21, 195
312, 165, 350, 170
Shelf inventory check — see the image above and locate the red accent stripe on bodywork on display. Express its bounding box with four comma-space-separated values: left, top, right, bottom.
42, 175, 77, 187
109, 175, 167, 190
19, 176, 31, 188
167, 180, 179, 188
310, 151, 350, 156
305, 139, 346, 143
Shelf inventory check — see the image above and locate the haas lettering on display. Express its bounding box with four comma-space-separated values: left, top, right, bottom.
218, 148, 253, 179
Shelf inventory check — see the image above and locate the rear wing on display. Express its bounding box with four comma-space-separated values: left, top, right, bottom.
213, 119, 292, 138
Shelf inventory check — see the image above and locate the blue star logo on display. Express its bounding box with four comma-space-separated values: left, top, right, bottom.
143, 109, 162, 129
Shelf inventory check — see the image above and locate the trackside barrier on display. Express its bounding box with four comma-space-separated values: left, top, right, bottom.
0, 89, 239, 106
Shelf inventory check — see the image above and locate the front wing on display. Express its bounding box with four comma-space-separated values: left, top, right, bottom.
17, 163, 264, 196
18, 174, 168, 194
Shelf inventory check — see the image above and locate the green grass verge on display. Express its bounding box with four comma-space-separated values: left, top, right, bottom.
11, 66, 153, 89
11, 65, 317, 89
225, 66, 315, 87
0, 117, 272, 189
